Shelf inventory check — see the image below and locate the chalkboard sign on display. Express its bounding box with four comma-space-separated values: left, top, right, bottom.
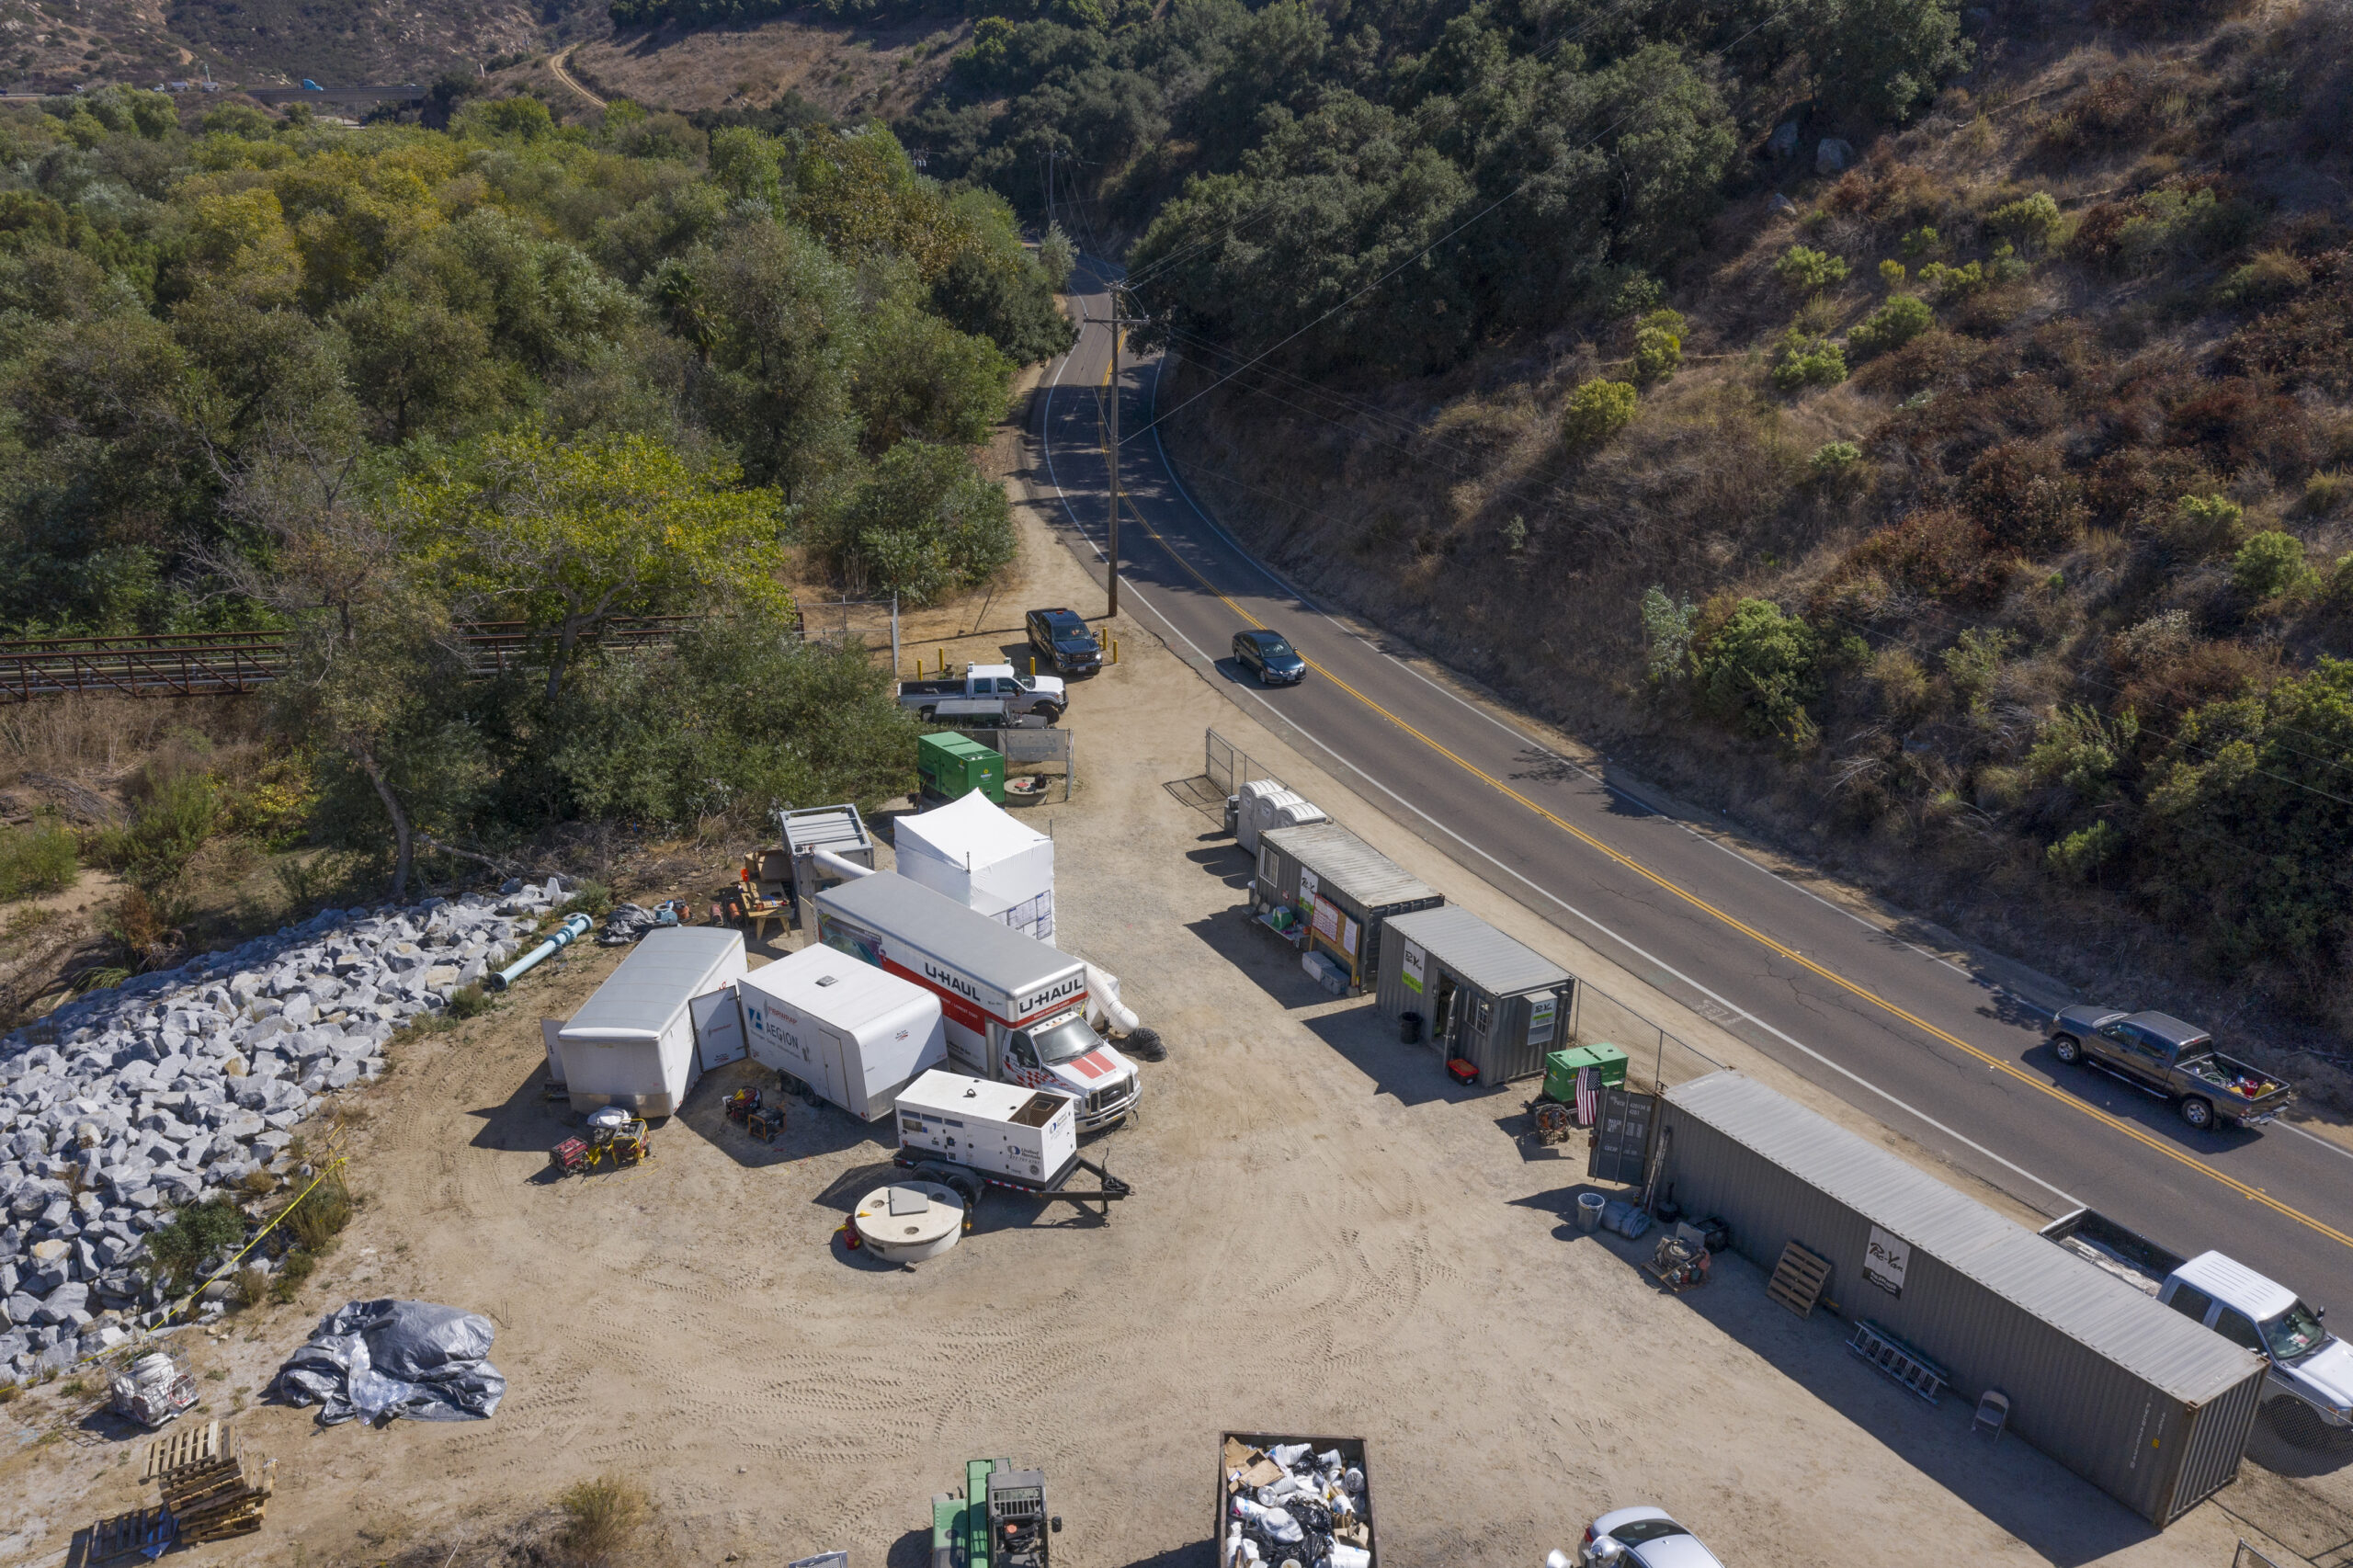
1587, 1087, 1658, 1186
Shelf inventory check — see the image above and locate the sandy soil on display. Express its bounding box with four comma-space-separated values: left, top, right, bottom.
568, 14, 969, 122
2, 399, 2349, 1568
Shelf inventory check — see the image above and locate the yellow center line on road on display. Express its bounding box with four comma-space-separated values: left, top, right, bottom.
1079, 358, 2352, 1248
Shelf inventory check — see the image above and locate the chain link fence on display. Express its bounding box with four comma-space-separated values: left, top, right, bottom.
798, 597, 900, 665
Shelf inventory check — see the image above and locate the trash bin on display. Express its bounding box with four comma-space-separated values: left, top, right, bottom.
1400, 1011, 1422, 1045
1574, 1193, 1607, 1234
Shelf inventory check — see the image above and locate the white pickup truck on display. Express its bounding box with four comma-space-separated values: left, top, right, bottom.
899, 665, 1066, 725
2044, 1210, 2353, 1442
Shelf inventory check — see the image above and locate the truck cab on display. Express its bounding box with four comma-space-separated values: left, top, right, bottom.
979, 1008, 1138, 1132
2160, 1251, 2353, 1434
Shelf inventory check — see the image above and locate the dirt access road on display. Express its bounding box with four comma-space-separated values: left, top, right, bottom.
2, 478, 2346, 1568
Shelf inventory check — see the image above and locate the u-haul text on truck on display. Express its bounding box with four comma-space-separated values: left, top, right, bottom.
814, 872, 1140, 1131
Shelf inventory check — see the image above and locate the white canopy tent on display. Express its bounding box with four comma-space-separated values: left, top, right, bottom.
892, 791, 1056, 944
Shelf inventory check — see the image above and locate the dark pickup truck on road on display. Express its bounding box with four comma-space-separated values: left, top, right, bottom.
2047, 1006, 2294, 1131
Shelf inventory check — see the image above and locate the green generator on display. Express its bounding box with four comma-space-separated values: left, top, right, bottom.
918, 732, 1006, 803
1543, 1043, 1629, 1104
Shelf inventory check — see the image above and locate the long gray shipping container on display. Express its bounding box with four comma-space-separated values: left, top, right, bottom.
1659, 1073, 2265, 1527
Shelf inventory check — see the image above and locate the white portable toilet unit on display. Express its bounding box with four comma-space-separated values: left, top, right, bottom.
735, 944, 948, 1120
1234, 778, 1326, 854
556, 927, 747, 1117
892, 790, 1057, 944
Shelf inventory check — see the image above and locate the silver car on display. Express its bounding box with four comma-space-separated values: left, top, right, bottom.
1573, 1506, 1726, 1567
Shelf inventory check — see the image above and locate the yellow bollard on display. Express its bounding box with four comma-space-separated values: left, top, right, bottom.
1029, 656, 1036, 677
1111, 638, 1120, 665
938, 646, 948, 675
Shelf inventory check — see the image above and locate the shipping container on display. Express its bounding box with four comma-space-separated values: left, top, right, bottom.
736, 944, 947, 1120
1657, 1072, 2267, 1527
1253, 822, 1442, 990
894, 790, 1056, 944
919, 732, 1006, 804
557, 928, 747, 1118
1371, 904, 1573, 1085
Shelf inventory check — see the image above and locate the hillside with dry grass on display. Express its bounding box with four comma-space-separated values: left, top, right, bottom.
1142, 1, 2353, 1034
566, 12, 968, 121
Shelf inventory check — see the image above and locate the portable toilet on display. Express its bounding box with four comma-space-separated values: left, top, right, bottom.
1373, 904, 1574, 1085
917, 732, 1006, 803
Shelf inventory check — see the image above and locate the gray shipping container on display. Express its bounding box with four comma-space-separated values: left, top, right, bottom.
1254, 822, 1442, 989
1372, 905, 1572, 1085
1657, 1073, 2266, 1527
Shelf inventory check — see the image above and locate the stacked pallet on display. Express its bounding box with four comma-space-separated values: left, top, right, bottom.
142, 1421, 276, 1544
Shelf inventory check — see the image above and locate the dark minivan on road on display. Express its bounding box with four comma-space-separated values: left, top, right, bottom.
1232, 629, 1305, 686
1026, 607, 1102, 675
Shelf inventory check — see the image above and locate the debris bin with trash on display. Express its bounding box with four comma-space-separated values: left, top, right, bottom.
271, 1300, 505, 1425
1218, 1433, 1373, 1568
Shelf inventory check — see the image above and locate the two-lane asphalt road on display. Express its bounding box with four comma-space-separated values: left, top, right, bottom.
1028, 259, 2353, 1312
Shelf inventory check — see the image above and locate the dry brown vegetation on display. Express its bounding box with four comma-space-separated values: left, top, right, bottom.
567, 12, 970, 121
1158, 0, 2353, 1049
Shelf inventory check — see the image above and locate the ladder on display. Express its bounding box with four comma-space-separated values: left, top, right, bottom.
1847, 1319, 1947, 1404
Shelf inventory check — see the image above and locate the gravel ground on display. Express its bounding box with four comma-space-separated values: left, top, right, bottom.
0, 447, 2347, 1568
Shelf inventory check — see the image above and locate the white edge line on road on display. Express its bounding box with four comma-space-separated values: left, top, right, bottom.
1039, 309, 2083, 1213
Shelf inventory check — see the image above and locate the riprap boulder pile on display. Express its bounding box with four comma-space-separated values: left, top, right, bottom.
0, 877, 570, 1382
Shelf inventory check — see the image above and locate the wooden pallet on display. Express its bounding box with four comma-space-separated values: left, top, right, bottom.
1766, 1241, 1833, 1318
1848, 1319, 1948, 1404
84, 1506, 175, 1564
141, 1419, 227, 1483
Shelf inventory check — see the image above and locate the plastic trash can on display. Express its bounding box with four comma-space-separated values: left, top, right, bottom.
1400, 1011, 1422, 1044
1574, 1193, 1607, 1233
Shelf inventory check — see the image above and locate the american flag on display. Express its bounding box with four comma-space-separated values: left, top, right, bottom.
1574, 1065, 1598, 1128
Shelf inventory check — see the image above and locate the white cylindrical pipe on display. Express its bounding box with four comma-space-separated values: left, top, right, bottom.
1083, 961, 1140, 1034
810, 848, 873, 881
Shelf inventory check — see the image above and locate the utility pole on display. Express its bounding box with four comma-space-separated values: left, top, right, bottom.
1096, 283, 1150, 624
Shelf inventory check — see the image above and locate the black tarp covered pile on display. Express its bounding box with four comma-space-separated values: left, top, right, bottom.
272, 1300, 506, 1424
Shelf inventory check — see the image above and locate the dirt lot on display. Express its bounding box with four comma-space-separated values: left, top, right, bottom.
2, 414, 2349, 1568
566, 14, 968, 121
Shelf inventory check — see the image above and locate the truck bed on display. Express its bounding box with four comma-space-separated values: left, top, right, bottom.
2184, 1052, 2291, 1106
901, 678, 969, 698
2039, 1208, 2187, 1297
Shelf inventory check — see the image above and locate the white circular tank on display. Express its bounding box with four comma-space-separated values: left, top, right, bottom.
853, 1182, 964, 1263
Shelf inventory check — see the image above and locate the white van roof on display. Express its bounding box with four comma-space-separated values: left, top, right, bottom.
2173, 1250, 2299, 1321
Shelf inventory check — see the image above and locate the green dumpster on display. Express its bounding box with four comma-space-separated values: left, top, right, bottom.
1543, 1043, 1628, 1104
918, 732, 1006, 803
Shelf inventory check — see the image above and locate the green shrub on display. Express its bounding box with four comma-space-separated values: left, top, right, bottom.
1774, 245, 1850, 294
556, 880, 613, 919
1561, 379, 1640, 447
446, 983, 493, 1019
1690, 598, 1822, 741
1810, 440, 1863, 476
269, 1247, 317, 1304
2232, 530, 2314, 600
1878, 259, 1907, 289
90, 770, 220, 891
1847, 293, 1933, 359
1610, 273, 1665, 317
280, 1173, 353, 1253
2046, 820, 2123, 881
2168, 493, 2245, 558
0, 817, 77, 903
1901, 225, 1941, 258
1770, 331, 1847, 391
144, 1198, 248, 1290
1917, 259, 1986, 299
2216, 249, 2311, 311
558, 1475, 654, 1567
1639, 586, 1696, 682
1987, 191, 2063, 250
2026, 705, 2139, 796
2329, 554, 2353, 607
1631, 309, 1686, 381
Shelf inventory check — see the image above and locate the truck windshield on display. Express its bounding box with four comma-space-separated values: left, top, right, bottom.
1029, 1015, 1101, 1065
2264, 1301, 2332, 1359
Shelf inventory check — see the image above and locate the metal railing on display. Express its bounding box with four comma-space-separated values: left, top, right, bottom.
2232, 1540, 2293, 1568
1205, 727, 1287, 799
0, 618, 697, 701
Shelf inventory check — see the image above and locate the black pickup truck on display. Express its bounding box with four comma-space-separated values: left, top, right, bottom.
2048, 1006, 2294, 1131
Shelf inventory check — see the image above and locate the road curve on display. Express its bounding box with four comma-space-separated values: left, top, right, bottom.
1028, 256, 2353, 1314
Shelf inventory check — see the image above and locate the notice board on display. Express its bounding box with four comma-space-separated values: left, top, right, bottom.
1586, 1086, 1658, 1185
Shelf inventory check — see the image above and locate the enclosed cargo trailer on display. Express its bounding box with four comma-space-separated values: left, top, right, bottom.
736, 944, 947, 1121
557, 927, 746, 1117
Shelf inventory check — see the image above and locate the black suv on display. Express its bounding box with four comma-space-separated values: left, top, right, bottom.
1026, 607, 1102, 675
1232, 629, 1306, 685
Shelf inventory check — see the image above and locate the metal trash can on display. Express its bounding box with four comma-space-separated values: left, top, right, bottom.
1400, 1011, 1422, 1044
1575, 1192, 1607, 1233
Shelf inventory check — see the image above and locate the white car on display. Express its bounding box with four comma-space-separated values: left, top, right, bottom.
1573, 1506, 1726, 1567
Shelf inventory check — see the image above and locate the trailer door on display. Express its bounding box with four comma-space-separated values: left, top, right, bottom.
813, 1025, 853, 1109
691, 987, 746, 1072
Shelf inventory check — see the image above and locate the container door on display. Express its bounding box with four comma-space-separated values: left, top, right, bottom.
1467, 994, 1494, 1074
691, 987, 745, 1072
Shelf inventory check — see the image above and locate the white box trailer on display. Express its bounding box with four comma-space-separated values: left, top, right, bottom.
893, 791, 1056, 943
736, 945, 947, 1121
816, 872, 1140, 1131
557, 927, 746, 1117
895, 1069, 1079, 1190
